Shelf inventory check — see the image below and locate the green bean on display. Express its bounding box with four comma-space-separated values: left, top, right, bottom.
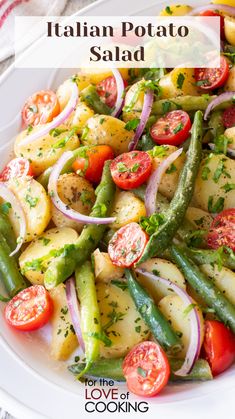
44, 160, 116, 289
68, 357, 212, 382
0, 232, 27, 297
138, 111, 203, 263
178, 246, 235, 271
75, 261, 101, 377
80, 85, 112, 115
125, 269, 181, 354
37, 146, 91, 189
208, 111, 225, 140
170, 245, 235, 334
152, 96, 228, 115
0, 212, 16, 252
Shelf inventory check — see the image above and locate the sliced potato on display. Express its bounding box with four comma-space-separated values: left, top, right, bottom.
8, 177, 51, 242
57, 77, 92, 110
109, 191, 146, 229
225, 66, 235, 91
185, 207, 213, 231
224, 126, 235, 150
50, 284, 78, 360
158, 295, 204, 358
19, 227, 79, 284
194, 153, 235, 211
152, 145, 186, 199
51, 173, 95, 232
80, 68, 130, 83
69, 101, 94, 134
14, 125, 80, 176
224, 17, 235, 46
159, 68, 199, 99
97, 282, 150, 358
137, 258, 186, 302
160, 4, 192, 16
83, 115, 134, 155
201, 264, 235, 305
122, 80, 144, 122
93, 249, 124, 282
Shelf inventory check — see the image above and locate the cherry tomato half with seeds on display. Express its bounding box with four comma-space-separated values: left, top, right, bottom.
0, 158, 34, 182
199, 10, 225, 40
110, 151, 152, 190
123, 341, 170, 397
222, 106, 235, 128
22, 90, 60, 127
207, 208, 235, 252
194, 56, 229, 90
96, 76, 127, 108
72, 145, 114, 184
108, 222, 148, 268
202, 320, 235, 376
150, 110, 191, 146
4, 285, 53, 331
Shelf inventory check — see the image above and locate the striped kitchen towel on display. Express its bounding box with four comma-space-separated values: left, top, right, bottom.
0, 0, 68, 61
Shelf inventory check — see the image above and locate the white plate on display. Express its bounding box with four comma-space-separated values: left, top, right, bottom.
0, 1, 234, 418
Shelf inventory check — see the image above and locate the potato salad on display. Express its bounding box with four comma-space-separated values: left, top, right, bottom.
0, 0, 235, 399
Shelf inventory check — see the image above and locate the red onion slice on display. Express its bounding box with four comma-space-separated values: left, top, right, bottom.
204, 92, 235, 121
111, 69, 125, 117
145, 148, 183, 216
0, 182, 26, 256
189, 4, 235, 16
208, 142, 235, 158
66, 277, 85, 352
19, 81, 79, 147
48, 151, 116, 225
128, 90, 154, 152
135, 268, 201, 376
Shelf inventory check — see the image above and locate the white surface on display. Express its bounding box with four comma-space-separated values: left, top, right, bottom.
0, 0, 234, 418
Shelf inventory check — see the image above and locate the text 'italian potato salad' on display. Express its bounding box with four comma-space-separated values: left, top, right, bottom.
1, 0, 235, 399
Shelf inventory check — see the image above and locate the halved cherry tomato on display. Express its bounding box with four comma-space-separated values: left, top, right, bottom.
0, 158, 34, 182
72, 145, 114, 184
222, 106, 235, 128
108, 222, 148, 267
150, 110, 191, 146
202, 320, 235, 376
199, 10, 225, 40
123, 341, 170, 397
207, 208, 235, 252
4, 285, 53, 331
22, 90, 60, 127
110, 151, 152, 190
194, 56, 229, 90
96, 76, 127, 108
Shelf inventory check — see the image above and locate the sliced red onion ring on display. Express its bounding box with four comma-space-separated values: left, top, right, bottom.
48, 151, 116, 225
128, 90, 154, 152
204, 92, 235, 121
209, 142, 235, 157
135, 268, 201, 376
145, 148, 183, 216
111, 69, 125, 117
66, 277, 85, 352
189, 4, 235, 16
0, 182, 26, 256
19, 80, 79, 147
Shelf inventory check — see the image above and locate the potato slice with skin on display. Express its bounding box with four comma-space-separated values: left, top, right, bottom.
51, 173, 95, 233
137, 258, 186, 302
224, 66, 235, 91
160, 4, 192, 16
49, 283, 78, 361
8, 177, 51, 242
93, 249, 124, 283
14, 125, 80, 176
152, 145, 186, 199
97, 282, 150, 358
224, 17, 235, 46
224, 126, 235, 150
83, 115, 134, 155
159, 68, 199, 99
185, 207, 213, 231
109, 190, 146, 229
68, 101, 94, 134
122, 80, 145, 123
158, 295, 204, 358
194, 153, 235, 211
201, 264, 235, 305
19, 227, 79, 284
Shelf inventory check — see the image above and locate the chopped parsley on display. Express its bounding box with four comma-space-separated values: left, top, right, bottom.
176, 73, 185, 90
221, 183, 235, 193
162, 100, 171, 114
125, 118, 140, 131
208, 196, 225, 213
25, 194, 39, 208
201, 166, 211, 181
131, 163, 140, 173
166, 163, 177, 174
165, 6, 173, 15
140, 213, 165, 236
38, 237, 51, 246
173, 122, 183, 135
117, 162, 128, 173
0, 202, 12, 215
